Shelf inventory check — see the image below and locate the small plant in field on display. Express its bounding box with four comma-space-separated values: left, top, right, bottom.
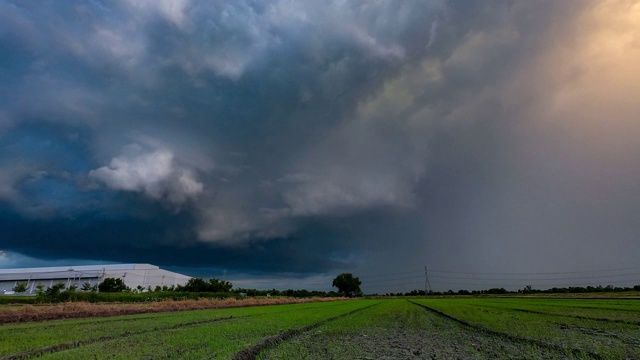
12, 282, 28, 294
81, 282, 93, 291
35, 284, 45, 295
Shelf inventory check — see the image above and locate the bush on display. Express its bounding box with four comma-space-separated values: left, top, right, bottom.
36, 283, 78, 303
12, 282, 28, 293
98, 278, 129, 293
180, 278, 233, 293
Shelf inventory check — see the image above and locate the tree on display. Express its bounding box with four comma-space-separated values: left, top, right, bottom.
45, 283, 66, 297
98, 278, 129, 293
12, 281, 28, 294
81, 281, 93, 291
35, 284, 45, 296
41, 283, 66, 302
209, 278, 233, 292
332, 273, 362, 297
182, 277, 233, 292
182, 277, 210, 292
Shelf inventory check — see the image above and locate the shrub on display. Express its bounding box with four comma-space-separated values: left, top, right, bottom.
12, 282, 28, 294
98, 278, 129, 293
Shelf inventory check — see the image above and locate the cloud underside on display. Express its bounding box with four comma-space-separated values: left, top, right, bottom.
1, 0, 640, 280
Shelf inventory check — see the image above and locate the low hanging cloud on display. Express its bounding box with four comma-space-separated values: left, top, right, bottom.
89, 144, 203, 205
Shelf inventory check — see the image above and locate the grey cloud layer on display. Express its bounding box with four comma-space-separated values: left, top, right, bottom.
1, 0, 639, 289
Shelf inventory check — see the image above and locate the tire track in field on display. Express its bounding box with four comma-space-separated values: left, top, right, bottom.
510, 307, 640, 326
514, 303, 640, 313
408, 300, 604, 360
464, 302, 640, 326
0, 302, 355, 360
0, 315, 244, 360
231, 302, 380, 360
454, 304, 640, 346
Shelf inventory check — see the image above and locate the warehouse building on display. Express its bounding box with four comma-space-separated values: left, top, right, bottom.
0, 264, 192, 295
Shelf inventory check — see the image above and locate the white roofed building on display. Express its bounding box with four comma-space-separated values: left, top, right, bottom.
0, 264, 192, 295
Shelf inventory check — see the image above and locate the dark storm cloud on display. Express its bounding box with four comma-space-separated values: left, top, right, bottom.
0, 200, 361, 275
1, 0, 640, 291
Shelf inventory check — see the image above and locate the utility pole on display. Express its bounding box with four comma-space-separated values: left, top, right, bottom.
424, 265, 432, 294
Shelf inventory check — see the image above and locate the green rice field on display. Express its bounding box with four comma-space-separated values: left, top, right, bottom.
1, 298, 639, 359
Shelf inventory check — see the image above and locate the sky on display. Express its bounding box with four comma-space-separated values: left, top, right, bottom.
1, 0, 640, 293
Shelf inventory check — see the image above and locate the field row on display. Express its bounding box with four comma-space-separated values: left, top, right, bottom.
1, 298, 639, 359
0, 300, 375, 359
410, 298, 640, 359
260, 299, 640, 359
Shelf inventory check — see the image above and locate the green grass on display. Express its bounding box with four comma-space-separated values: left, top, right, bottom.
258, 299, 434, 359
413, 298, 640, 359
0, 300, 375, 359
468, 297, 640, 322
42, 300, 376, 359
260, 299, 563, 359
0, 296, 37, 305
2, 297, 639, 359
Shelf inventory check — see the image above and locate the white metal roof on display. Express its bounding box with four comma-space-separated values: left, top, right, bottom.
0, 264, 160, 281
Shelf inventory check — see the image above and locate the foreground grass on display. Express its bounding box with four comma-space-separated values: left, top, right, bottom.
259, 299, 438, 359
261, 299, 571, 359
0, 300, 375, 359
2, 297, 639, 359
414, 298, 640, 359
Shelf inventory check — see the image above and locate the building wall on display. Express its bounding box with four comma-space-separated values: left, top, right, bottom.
0, 277, 102, 295
102, 268, 192, 290
0, 264, 192, 295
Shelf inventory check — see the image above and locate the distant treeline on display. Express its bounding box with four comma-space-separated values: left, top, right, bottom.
9, 276, 640, 304
377, 284, 640, 297
232, 288, 340, 298
6, 277, 343, 303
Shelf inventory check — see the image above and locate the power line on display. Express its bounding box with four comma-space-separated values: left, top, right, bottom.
427, 272, 640, 281
427, 266, 640, 276
425, 265, 432, 293
351, 271, 640, 286
359, 270, 424, 279
366, 281, 426, 289
363, 278, 640, 291
427, 278, 640, 288
361, 275, 424, 284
